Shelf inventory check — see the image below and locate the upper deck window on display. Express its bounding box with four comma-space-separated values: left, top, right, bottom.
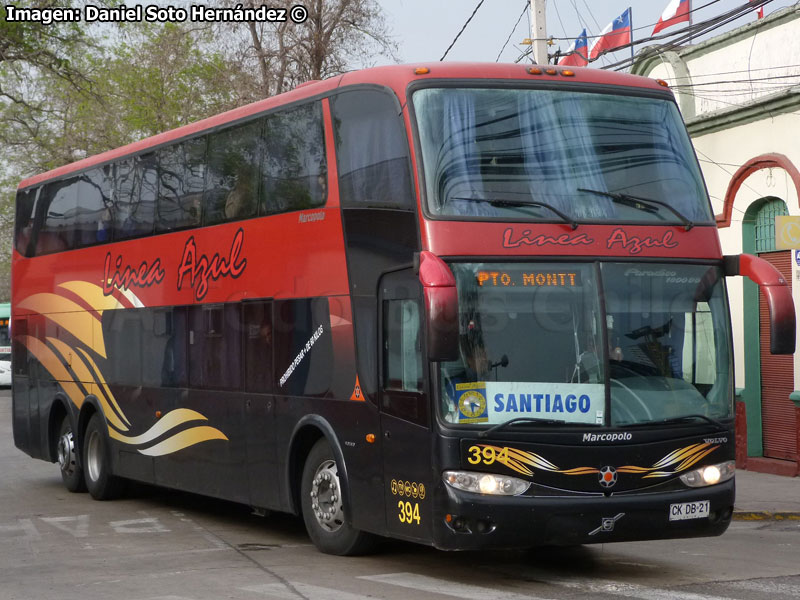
15, 188, 37, 257
331, 89, 414, 209
15, 99, 327, 256
413, 87, 713, 225
261, 103, 327, 214
156, 138, 206, 232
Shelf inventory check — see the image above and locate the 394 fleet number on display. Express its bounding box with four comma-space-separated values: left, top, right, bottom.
467, 444, 509, 466
397, 500, 421, 525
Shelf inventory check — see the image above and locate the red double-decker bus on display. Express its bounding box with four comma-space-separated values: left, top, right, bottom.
11, 63, 795, 555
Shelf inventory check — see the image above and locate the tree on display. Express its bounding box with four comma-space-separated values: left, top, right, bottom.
239, 0, 397, 98
0, 1, 398, 301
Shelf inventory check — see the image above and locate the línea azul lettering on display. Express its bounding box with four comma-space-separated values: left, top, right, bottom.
177, 228, 247, 300
103, 254, 165, 295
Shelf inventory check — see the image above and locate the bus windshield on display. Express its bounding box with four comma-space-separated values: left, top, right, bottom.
413, 87, 713, 225
439, 262, 733, 428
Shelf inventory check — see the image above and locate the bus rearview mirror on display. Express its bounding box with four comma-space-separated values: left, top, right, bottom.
417, 252, 459, 362
724, 254, 796, 355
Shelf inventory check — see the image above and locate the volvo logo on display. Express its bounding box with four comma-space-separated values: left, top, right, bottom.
589, 512, 625, 536
599, 465, 617, 488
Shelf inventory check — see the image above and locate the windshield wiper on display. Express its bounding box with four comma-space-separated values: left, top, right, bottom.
452, 197, 579, 230
479, 417, 572, 438
577, 188, 695, 231
620, 414, 727, 430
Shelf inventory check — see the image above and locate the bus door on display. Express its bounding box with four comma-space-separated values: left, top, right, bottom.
242, 299, 279, 510
379, 270, 433, 542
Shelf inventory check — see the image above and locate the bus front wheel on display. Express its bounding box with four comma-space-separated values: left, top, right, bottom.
57, 416, 86, 493
83, 413, 124, 500
300, 439, 375, 555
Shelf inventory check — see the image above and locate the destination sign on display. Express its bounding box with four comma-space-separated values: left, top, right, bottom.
476, 270, 581, 287
454, 381, 604, 425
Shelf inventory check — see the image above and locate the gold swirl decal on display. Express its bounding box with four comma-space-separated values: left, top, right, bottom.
472, 442, 719, 480
16, 282, 228, 456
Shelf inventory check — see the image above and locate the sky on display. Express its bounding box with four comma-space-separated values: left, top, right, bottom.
376, 0, 798, 68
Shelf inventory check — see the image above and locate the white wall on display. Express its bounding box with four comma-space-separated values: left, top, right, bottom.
636, 8, 800, 392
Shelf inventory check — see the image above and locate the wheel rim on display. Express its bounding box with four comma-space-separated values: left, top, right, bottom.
309, 459, 344, 533
57, 429, 77, 477
86, 429, 102, 483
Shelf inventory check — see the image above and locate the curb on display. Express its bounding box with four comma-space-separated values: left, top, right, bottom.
732, 511, 800, 521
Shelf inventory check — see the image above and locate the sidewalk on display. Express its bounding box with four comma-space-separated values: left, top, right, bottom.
733, 469, 800, 520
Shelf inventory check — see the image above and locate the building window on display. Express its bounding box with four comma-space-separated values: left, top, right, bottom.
754, 198, 788, 253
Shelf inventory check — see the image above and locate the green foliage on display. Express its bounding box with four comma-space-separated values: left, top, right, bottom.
0, 2, 396, 302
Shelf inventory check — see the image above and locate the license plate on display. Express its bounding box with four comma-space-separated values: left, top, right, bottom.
669, 500, 710, 521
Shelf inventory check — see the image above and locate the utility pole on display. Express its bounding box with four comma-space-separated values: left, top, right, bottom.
531, 0, 548, 65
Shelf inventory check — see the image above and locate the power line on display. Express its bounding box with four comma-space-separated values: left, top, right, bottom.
552, 0, 569, 41
520, 0, 737, 65
440, 0, 487, 61
671, 73, 800, 88
581, 0, 602, 32
679, 63, 800, 78
694, 148, 776, 221
496, 1, 529, 63
548, 0, 724, 43
601, 0, 775, 71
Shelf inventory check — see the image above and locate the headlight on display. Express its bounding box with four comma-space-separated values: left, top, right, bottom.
679, 460, 735, 487
443, 470, 531, 496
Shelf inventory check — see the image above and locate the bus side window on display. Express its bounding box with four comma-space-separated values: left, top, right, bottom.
37, 177, 80, 255
204, 120, 262, 226
383, 299, 424, 393
261, 103, 327, 215
75, 166, 113, 247
243, 300, 273, 393
156, 138, 206, 232
273, 298, 333, 397
14, 188, 38, 258
140, 307, 188, 388
114, 155, 157, 240
330, 89, 414, 209
188, 303, 242, 390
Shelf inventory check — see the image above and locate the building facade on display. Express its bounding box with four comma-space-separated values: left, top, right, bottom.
633, 7, 800, 475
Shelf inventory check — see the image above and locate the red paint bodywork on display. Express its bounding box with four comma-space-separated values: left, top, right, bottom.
13, 63, 713, 316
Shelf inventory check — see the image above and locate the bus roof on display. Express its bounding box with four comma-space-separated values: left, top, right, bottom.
18, 63, 668, 190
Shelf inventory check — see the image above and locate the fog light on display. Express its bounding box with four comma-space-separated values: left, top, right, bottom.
680, 461, 734, 488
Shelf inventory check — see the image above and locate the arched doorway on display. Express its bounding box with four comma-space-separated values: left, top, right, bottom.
743, 197, 797, 465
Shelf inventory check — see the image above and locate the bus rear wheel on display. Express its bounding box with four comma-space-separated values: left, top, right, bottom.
300, 439, 375, 555
83, 413, 124, 500
57, 416, 86, 493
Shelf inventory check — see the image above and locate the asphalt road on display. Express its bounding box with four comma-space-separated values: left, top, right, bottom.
1, 389, 800, 600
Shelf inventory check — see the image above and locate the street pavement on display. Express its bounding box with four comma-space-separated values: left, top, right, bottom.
733, 468, 800, 519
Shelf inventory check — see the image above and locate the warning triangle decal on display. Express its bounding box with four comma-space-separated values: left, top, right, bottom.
350, 375, 364, 401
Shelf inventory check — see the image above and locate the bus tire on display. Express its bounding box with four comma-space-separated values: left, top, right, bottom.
300, 439, 375, 556
57, 415, 86, 493
83, 413, 124, 500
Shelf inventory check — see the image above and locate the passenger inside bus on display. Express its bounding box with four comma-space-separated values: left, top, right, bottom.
224, 166, 257, 220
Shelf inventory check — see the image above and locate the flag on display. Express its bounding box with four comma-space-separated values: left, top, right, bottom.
560, 29, 588, 66
653, 0, 690, 35
589, 8, 632, 60
750, 0, 764, 19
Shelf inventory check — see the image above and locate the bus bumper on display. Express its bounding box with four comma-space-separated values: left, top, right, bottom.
431, 478, 734, 550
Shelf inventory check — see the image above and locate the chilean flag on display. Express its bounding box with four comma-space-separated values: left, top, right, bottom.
751, 0, 764, 19
560, 29, 588, 66
653, 0, 690, 35
589, 9, 632, 60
